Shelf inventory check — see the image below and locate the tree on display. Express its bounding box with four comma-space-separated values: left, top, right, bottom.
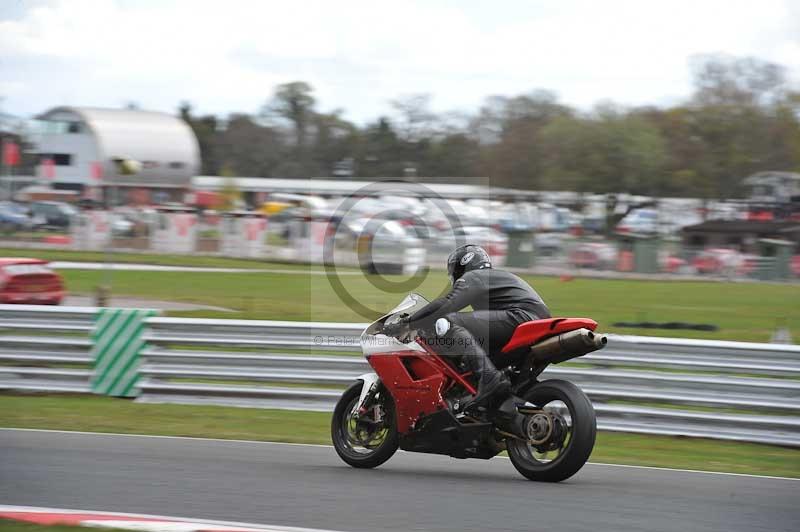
179, 102, 219, 175
474, 90, 573, 189
261, 81, 316, 149
539, 107, 667, 195
390, 94, 437, 142
311, 110, 359, 176
691, 54, 787, 107
171, 56, 799, 196
215, 114, 285, 177
422, 133, 481, 179
680, 55, 799, 197
355, 117, 405, 177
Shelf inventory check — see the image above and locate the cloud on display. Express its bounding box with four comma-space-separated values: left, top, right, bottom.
1, 0, 798, 123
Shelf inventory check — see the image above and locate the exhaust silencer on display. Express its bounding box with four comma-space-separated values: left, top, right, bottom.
528, 328, 607, 365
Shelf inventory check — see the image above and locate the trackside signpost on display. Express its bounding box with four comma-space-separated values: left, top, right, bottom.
91, 308, 158, 397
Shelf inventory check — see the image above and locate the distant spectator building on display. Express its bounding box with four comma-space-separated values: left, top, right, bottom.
682, 172, 800, 253
33, 106, 200, 204
743, 171, 800, 203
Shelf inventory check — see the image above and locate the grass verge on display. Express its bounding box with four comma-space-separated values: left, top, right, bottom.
2, 246, 798, 341
0, 247, 309, 271
53, 268, 800, 341
2, 394, 798, 478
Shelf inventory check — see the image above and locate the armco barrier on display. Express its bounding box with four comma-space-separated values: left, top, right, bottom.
1, 305, 799, 446
0, 305, 158, 396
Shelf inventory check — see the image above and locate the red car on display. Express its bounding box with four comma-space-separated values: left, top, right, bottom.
691, 248, 754, 276
569, 242, 617, 269
0, 258, 65, 305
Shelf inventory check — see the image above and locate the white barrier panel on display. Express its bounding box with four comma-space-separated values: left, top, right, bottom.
404, 246, 427, 275
151, 212, 198, 253
220, 214, 268, 258
290, 219, 329, 263
71, 211, 112, 250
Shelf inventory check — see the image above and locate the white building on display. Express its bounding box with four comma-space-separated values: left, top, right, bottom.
34, 106, 200, 203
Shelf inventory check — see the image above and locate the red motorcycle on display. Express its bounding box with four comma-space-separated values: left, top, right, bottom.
331, 294, 607, 482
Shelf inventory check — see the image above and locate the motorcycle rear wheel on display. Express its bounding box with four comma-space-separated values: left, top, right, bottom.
331, 381, 399, 469
506, 379, 596, 482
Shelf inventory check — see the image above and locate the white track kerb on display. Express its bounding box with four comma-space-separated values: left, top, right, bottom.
0, 505, 345, 532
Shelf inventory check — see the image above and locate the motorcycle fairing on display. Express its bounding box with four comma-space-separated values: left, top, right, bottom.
367, 351, 450, 433
501, 317, 598, 353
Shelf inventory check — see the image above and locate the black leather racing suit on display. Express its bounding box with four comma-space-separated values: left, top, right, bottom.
407, 269, 551, 367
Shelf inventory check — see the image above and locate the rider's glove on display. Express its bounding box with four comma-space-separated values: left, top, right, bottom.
383, 314, 410, 337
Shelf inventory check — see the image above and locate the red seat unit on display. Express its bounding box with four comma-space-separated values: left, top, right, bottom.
501, 317, 598, 353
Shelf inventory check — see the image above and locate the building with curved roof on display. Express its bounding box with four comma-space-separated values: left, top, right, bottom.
34, 106, 200, 202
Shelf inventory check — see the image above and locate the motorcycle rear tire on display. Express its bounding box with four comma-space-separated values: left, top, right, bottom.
507, 379, 596, 482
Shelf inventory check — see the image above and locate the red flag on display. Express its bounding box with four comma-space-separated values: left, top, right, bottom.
41, 157, 55, 180
90, 161, 104, 182
2, 142, 20, 166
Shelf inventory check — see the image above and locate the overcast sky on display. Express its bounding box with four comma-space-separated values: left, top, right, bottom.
1, 0, 799, 124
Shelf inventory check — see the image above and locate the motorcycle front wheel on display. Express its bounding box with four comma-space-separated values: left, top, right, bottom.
331, 381, 399, 468
506, 379, 596, 482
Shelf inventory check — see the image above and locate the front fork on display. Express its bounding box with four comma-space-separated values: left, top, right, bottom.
355, 372, 381, 412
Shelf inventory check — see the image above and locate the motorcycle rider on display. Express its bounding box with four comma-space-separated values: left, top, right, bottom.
385, 244, 551, 410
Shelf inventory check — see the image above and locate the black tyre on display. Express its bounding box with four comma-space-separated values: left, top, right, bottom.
331, 381, 399, 469
507, 379, 596, 482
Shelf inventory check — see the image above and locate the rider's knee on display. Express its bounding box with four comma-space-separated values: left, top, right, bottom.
435, 317, 450, 336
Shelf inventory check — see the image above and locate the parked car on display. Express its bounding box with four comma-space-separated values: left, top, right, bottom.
661, 254, 688, 274
616, 208, 659, 234
107, 209, 137, 237
0, 202, 32, 232
691, 248, 754, 276
352, 218, 425, 274
569, 242, 617, 269
29, 201, 78, 229
533, 232, 566, 257
0, 258, 65, 305
430, 226, 509, 264
497, 203, 541, 231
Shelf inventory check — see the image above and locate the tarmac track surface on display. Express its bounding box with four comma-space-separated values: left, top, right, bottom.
0, 429, 797, 532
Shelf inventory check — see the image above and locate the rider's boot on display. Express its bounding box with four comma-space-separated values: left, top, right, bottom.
462, 349, 511, 411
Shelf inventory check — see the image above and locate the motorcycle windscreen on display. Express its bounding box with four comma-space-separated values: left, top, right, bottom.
361, 292, 430, 337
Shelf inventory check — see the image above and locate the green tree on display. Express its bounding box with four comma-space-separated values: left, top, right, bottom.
473, 90, 572, 189
216, 114, 285, 177
539, 108, 667, 195
311, 110, 359, 176
355, 117, 406, 177
179, 102, 219, 175
678, 55, 800, 197
262, 81, 316, 148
